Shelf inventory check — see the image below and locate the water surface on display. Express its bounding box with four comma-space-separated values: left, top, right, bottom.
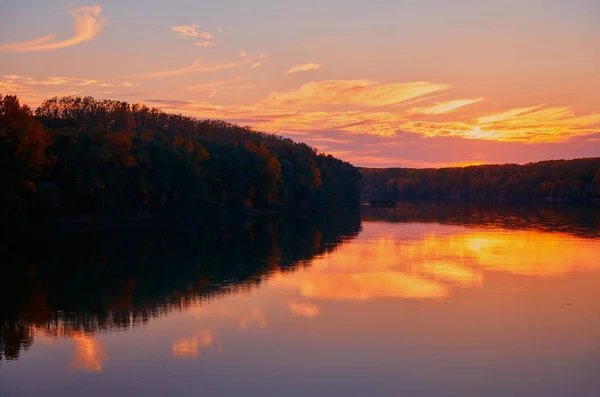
1, 205, 600, 397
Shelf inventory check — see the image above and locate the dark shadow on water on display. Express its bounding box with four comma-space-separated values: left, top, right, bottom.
361, 202, 600, 238
0, 210, 361, 362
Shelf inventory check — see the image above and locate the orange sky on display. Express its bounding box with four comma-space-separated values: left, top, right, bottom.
1, 1, 598, 167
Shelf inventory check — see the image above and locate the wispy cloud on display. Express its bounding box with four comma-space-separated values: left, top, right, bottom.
131, 52, 266, 79
141, 80, 600, 143
306, 136, 355, 144
252, 62, 263, 68
411, 98, 484, 115
239, 50, 248, 58
8, 69, 598, 146
476, 106, 541, 124
0, 78, 82, 106
172, 24, 215, 46
284, 63, 322, 75
131, 59, 244, 79
0, 80, 31, 93
194, 41, 216, 47
402, 105, 600, 142
171, 25, 200, 38
2, 74, 137, 88
0, 6, 106, 52
183, 77, 246, 90
262, 80, 449, 108
183, 77, 254, 97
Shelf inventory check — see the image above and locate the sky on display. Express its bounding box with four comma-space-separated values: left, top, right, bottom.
0, 0, 599, 168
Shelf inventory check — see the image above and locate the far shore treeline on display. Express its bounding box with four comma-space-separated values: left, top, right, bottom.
362, 158, 600, 203
1, 94, 600, 228
0, 94, 361, 225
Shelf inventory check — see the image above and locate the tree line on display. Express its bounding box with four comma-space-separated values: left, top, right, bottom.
0, 94, 362, 223
361, 158, 600, 204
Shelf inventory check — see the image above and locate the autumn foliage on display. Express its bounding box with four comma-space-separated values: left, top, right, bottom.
0, 95, 361, 222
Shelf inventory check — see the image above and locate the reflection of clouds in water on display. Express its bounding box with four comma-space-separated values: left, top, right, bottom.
172, 329, 214, 359
70, 334, 106, 373
172, 306, 267, 359
240, 308, 267, 330
458, 231, 600, 276
288, 301, 320, 319
268, 225, 600, 301
189, 305, 267, 331
33, 327, 107, 373
278, 272, 449, 300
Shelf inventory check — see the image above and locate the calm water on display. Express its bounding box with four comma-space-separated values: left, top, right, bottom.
1, 204, 600, 397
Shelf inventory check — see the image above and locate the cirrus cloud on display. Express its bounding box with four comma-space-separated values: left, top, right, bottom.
130, 52, 266, 79
411, 98, 485, 115
2, 74, 137, 88
172, 25, 200, 38
172, 24, 216, 46
0, 6, 106, 52
262, 80, 450, 109
284, 63, 322, 75
194, 41, 216, 48
131, 59, 243, 79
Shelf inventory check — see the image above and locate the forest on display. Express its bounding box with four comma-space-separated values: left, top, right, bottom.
362, 158, 600, 204
3, 93, 600, 229
0, 94, 361, 225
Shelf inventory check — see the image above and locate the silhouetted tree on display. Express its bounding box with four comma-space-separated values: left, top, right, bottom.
0, 94, 362, 222
362, 159, 600, 204
0, 95, 51, 218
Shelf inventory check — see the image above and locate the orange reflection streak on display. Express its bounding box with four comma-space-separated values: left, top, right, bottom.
288, 301, 320, 318
172, 329, 214, 359
172, 337, 199, 358
70, 334, 107, 373
269, 224, 600, 302
460, 231, 600, 276
32, 326, 107, 372
240, 307, 267, 330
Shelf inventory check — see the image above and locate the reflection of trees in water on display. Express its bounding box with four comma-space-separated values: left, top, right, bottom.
0, 211, 361, 362
361, 202, 600, 238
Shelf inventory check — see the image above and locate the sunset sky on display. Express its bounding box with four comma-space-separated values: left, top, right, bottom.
1, 0, 598, 167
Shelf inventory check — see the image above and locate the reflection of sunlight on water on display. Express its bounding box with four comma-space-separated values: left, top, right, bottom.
268, 224, 600, 301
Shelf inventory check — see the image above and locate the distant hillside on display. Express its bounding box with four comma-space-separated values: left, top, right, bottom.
361, 158, 600, 203
0, 94, 361, 224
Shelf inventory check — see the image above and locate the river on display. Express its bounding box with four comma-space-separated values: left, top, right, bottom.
1, 204, 599, 397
